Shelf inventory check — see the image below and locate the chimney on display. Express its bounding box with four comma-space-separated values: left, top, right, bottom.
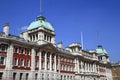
3, 23, 9, 35
58, 41, 63, 49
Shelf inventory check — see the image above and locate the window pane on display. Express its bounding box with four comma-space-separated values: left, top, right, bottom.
0, 57, 5, 65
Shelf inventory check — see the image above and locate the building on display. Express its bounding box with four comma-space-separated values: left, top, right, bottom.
0, 14, 113, 80
111, 62, 120, 80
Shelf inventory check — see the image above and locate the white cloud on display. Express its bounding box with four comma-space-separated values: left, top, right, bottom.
20, 26, 28, 31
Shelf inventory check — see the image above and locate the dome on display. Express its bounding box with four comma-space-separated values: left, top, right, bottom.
96, 45, 108, 54
27, 16, 54, 31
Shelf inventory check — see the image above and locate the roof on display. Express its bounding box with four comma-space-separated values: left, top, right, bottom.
96, 45, 108, 54
111, 61, 120, 66
27, 15, 54, 31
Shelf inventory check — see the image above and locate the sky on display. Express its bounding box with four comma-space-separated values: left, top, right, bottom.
0, 0, 120, 62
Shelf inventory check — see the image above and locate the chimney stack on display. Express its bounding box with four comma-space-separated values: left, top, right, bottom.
58, 41, 63, 49
3, 23, 9, 35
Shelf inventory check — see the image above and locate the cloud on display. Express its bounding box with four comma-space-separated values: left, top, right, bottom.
20, 26, 28, 31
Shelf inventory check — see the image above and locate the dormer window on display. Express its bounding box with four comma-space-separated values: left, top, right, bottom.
33, 35, 35, 41
30, 36, 32, 41
44, 34, 47, 40
50, 36, 52, 42
36, 34, 38, 40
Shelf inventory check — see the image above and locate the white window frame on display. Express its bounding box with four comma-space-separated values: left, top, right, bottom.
14, 47, 19, 53
0, 56, 5, 65
20, 48, 25, 54
20, 59, 24, 67
35, 60, 39, 68
13, 58, 18, 66
26, 60, 30, 67
26, 49, 30, 55
0, 45, 6, 52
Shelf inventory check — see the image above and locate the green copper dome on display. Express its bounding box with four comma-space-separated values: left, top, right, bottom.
96, 45, 108, 54
27, 16, 54, 31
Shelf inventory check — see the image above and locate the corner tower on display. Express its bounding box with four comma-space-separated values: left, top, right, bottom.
20, 15, 56, 45
96, 45, 110, 63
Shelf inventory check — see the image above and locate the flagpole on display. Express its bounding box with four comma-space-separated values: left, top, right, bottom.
40, 0, 42, 15
81, 32, 84, 50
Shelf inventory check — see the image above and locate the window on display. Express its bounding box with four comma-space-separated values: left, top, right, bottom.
35, 50, 39, 56
47, 36, 49, 41
26, 73, 29, 80
0, 56, 5, 65
47, 62, 49, 69
1, 46, 6, 52
35, 60, 39, 68
0, 73, 3, 80
36, 34, 38, 40
20, 59, 24, 67
20, 73, 23, 80
13, 58, 18, 66
33, 35, 35, 41
52, 62, 54, 70
50, 36, 52, 42
20, 48, 25, 54
14, 47, 18, 53
44, 34, 47, 40
26, 50, 30, 55
13, 73, 16, 80
26, 60, 30, 67
30, 36, 32, 41
42, 74, 44, 80
35, 73, 38, 80
42, 61, 44, 69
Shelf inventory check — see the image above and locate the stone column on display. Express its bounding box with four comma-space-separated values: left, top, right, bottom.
81, 61, 83, 72
44, 52, 47, 80
85, 62, 86, 72
94, 63, 97, 73
50, 54, 52, 71
54, 54, 57, 80
93, 64, 95, 72
58, 55, 61, 80
77, 59, 80, 73
39, 50, 42, 70
74, 58, 77, 72
45, 53, 47, 70
90, 64, 92, 72
54, 54, 57, 72
3, 43, 13, 79
38, 50, 42, 80
88, 63, 90, 72
29, 48, 35, 80
32, 35, 33, 41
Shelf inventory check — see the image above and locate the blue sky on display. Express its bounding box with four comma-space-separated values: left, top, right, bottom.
0, 0, 120, 62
